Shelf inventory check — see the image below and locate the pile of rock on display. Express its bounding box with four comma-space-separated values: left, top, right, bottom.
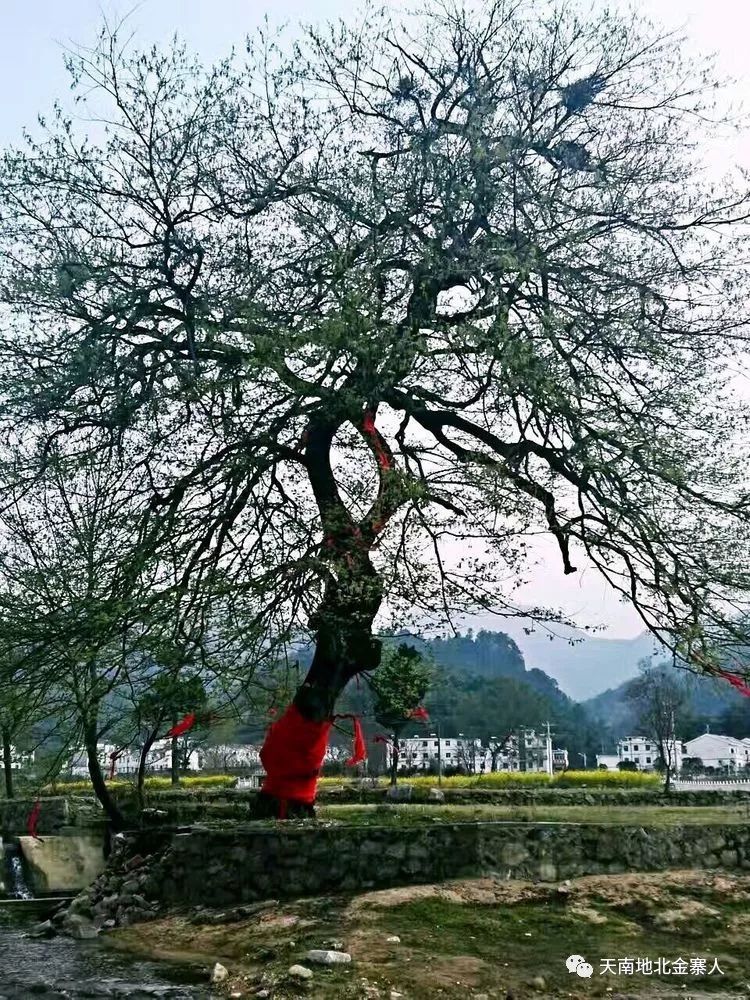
37, 833, 167, 939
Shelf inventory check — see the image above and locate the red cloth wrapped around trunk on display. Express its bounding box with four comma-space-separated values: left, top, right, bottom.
260, 703, 332, 805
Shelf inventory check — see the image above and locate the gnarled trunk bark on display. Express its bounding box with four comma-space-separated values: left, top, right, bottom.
257, 563, 383, 818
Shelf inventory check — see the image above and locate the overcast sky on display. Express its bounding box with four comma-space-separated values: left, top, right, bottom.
1, 0, 748, 639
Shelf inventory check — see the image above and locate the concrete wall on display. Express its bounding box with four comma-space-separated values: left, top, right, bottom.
18, 834, 106, 892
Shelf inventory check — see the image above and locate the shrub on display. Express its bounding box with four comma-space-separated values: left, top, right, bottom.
554, 769, 660, 788
39, 774, 237, 796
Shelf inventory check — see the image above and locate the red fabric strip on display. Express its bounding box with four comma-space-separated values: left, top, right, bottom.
334, 713, 368, 766
166, 712, 196, 738
27, 799, 41, 840
718, 669, 750, 698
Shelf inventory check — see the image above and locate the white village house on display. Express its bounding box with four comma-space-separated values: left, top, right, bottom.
597, 735, 684, 773
69, 740, 314, 777
388, 730, 568, 775
683, 733, 750, 772
201, 744, 262, 770
69, 740, 204, 777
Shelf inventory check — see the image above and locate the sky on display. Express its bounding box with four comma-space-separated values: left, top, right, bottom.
0, 0, 748, 639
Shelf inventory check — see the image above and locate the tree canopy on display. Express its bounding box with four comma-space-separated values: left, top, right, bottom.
1, 0, 750, 753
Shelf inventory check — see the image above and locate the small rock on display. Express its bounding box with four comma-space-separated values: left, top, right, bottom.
63, 914, 99, 940
288, 965, 313, 980
322, 938, 345, 950
531, 976, 546, 990
390, 992, 403, 999
26, 920, 55, 939
306, 949, 352, 965
386, 784, 413, 802
211, 962, 229, 984
385, 935, 401, 944
428, 787, 445, 801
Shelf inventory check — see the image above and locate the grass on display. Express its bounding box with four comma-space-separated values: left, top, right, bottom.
317, 802, 750, 826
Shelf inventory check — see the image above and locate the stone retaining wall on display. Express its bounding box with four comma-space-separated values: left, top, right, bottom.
0, 797, 103, 836
77, 819, 750, 926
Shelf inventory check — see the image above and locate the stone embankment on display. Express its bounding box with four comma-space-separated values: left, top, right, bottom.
51, 818, 750, 938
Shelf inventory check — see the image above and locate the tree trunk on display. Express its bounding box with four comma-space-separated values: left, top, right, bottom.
663, 744, 672, 795
2, 728, 14, 799
171, 733, 180, 786
257, 561, 383, 818
84, 722, 126, 830
390, 731, 399, 786
136, 730, 158, 813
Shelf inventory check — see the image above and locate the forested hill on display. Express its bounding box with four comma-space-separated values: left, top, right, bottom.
290, 629, 605, 762
380, 630, 601, 762
400, 629, 567, 704
582, 665, 750, 745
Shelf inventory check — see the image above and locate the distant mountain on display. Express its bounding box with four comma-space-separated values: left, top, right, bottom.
456, 615, 666, 699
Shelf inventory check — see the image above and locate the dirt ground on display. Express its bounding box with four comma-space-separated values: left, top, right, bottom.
109, 870, 750, 999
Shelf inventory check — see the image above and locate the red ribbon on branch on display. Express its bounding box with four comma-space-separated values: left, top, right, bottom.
27, 799, 41, 840
166, 712, 197, 738
334, 714, 368, 766
408, 705, 430, 721
717, 669, 750, 698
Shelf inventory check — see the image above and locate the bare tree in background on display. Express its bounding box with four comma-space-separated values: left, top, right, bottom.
626, 662, 688, 793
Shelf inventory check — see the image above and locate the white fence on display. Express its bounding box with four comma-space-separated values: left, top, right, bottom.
672, 778, 750, 791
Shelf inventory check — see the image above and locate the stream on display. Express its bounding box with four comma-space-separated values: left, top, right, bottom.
0, 908, 213, 999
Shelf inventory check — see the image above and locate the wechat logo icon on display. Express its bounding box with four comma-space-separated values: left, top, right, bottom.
566, 955, 593, 978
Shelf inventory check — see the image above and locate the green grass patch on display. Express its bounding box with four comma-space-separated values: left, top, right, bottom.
317, 802, 750, 826
374, 892, 745, 995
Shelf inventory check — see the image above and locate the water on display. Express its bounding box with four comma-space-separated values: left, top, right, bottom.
0, 908, 213, 999
4, 846, 33, 900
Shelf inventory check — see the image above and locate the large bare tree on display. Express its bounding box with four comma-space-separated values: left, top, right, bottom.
1, 2, 750, 815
